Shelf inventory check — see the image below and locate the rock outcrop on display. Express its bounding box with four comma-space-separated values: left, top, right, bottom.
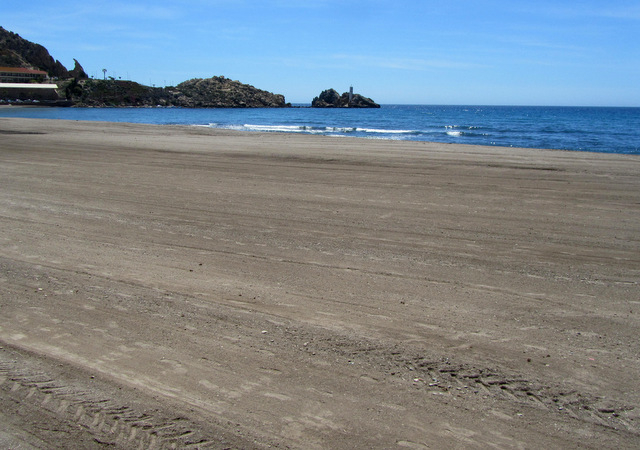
58, 78, 167, 107
170, 77, 288, 107
312, 88, 380, 108
57, 76, 289, 108
312, 88, 342, 107
69, 59, 88, 80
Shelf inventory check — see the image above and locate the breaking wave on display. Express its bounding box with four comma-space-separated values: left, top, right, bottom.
206, 123, 485, 140
211, 123, 418, 135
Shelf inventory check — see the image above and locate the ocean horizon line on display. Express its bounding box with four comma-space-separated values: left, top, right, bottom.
288, 103, 639, 109
2, 101, 638, 109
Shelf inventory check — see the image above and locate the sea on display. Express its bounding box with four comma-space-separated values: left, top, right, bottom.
1, 104, 639, 155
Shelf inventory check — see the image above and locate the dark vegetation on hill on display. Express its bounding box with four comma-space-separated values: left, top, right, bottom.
58, 76, 288, 107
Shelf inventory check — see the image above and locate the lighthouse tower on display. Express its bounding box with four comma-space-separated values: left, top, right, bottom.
349, 85, 353, 104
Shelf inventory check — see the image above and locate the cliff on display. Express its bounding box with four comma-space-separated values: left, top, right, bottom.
312, 88, 380, 108
0, 26, 69, 78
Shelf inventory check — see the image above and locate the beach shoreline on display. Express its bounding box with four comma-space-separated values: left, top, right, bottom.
2, 105, 638, 154
1, 118, 639, 448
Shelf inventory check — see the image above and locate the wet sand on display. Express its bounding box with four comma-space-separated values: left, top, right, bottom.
1, 117, 639, 448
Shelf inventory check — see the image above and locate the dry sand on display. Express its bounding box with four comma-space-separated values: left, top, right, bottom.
0, 117, 638, 448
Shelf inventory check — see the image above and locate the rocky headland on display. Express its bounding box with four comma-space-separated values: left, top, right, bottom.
0, 26, 288, 108
312, 88, 380, 108
58, 76, 289, 108
167, 77, 287, 108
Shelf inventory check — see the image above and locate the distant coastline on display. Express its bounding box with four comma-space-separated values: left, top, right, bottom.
0, 27, 391, 109
1, 27, 290, 108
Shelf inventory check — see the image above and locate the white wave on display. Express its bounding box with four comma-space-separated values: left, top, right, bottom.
327, 127, 356, 133
243, 124, 306, 132
355, 128, 415, 134
446, 131, 462, 137
206, 123, 417, 136
209, 124, 245, 131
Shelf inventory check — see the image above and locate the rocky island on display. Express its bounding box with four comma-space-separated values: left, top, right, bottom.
311, 88, 380, 108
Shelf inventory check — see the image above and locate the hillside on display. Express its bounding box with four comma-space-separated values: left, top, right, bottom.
0, 26, 69, 78
55, 76, 288, 107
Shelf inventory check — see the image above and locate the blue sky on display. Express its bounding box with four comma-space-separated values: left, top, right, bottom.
2, 1, 639, 105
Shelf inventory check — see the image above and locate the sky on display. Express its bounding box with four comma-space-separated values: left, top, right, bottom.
2, 1, 639, 106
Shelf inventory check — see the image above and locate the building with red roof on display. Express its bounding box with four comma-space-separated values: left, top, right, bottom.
0, 67, 49, 83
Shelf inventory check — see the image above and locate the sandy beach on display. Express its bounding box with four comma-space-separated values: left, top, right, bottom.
1, 117, 638, 448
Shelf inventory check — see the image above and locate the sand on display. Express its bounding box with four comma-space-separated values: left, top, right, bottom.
0, 117, 638, 448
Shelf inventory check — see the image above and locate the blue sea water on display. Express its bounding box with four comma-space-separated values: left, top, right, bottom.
1, 104, 639, 155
